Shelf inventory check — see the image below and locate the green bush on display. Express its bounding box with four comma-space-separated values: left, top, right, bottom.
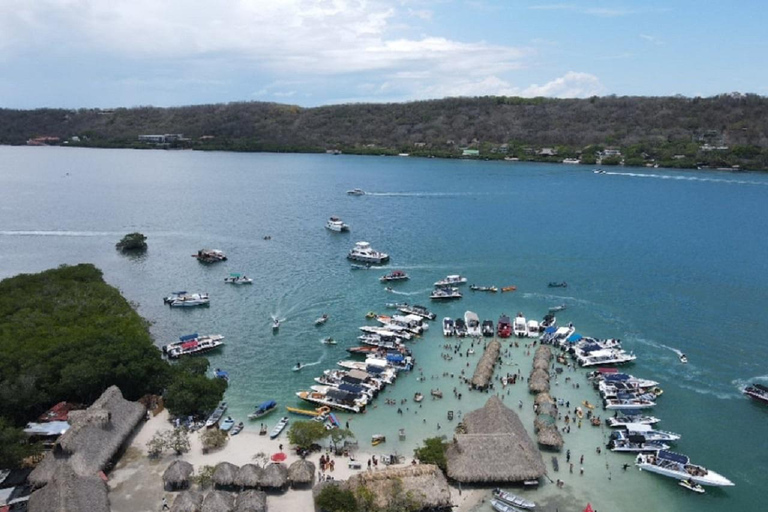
413, 437, 447, 471
315, 484, 358, 512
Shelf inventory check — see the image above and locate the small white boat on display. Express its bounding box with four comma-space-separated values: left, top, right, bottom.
164, 292, 210, 307
347, 188, 365, 196
679, 479, 705, 494
679, 354, 688, 364
442, 317, 455, 337
270, 417, 289, 439
315, 314, 329, 326
326, 216, 350, 232
321, 337, 337, 345
224, 273, 253, 284
219, 416, 235, 432
492, 488, 535, 509
513, 313, 529, 338
464, 311, 481, 337
491, 498, 522, 512
348, 241, 389, 264
293, 362, 304, 371
434, 275, 467, 287
430, 287, 462, 301
380, 270, 409, 282
548, 304, 566, 313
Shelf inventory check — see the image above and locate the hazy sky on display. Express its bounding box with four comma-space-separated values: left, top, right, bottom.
1, 0, 765, 109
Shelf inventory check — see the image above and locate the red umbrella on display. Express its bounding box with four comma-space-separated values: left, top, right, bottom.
271, 452, 287, 462
584, 504, 594, 512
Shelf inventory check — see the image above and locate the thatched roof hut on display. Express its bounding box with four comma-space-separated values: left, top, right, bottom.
471, 340, 501, 389
287, 459, 315, 488
235, 490, 267, 512
528, 376, 550, 394
533, 414, 556, 432
534, 392, 555, 406
537, 424, 564, 451
344, 464, 451, 511
236, 464, 264, 489
171, 490, 204, 512
212, 462, 240, 489
537, 402, 558, 418
29, 386, 146, 487
446, 396, 546, 483
164, 460, 194, 491
532, 358, 551, 371
534, 346, 552, 360
202, 491, 235, 512
260, 463, 288, 491
27, 465, 109, 512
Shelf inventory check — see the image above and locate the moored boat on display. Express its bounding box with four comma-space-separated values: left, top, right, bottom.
414, 392, 424, 402
497, 315, 512, 338
224, 273, 253, 284
430, 287, 462, 300
492, 488, 536, 509
270, 416, 290, 439
219, 416, 235, 432
635, 450, 734, 487
380, 270, 409, 282
464, 311, 481, 337
679, 479, 705, 494
205, 402, 228, 428
296, 389, 364, 413
513, 313, 528, 338
326, 216, 350, 232
434, 275, 467, 287
163, 333, 224, 359
348, 241, 389, 264
442, 317, 454, 337
481, 320, 495, 337
230, 422, 244, 435
397, 304, 436, 320
193, 249, 227, 263
248, 400, 277, 420
371, 434, 386, 446
491, 498, 522, 512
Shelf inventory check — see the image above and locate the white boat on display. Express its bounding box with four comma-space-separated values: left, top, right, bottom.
321, 337, 337, 345
526, 320, 540, 334
548, 304, 566, 313
618, 423, 681, 442
592, 371, 659, 389
205, 402, 228, 428
430, 287, 462, 300
163, 333, 225, 359
311, 384, 372, 403
326, 216, 350, 232
347, 189, 365, 196
578, 349, 637, 367
296, 390, 364, 413
679, 479, 705, 493
604, 398, 656, 410
492, 489, 535, 509
464, 311, 481, 337
272, 319, 281, 331
359, 325, 412, 341
193, 249, 227, 263
434, 275, 467, 287
385, 302, 408, 309
443, 317, 455, 337
513, 314, 529, 338
164, 292, 210, 307
635, 451, 734, 487
679, 353, 688, 364
491, 498, 522, 512
397, 304, 436, 320
606, 414, 660, 428
224, 273, 253, 284
608, 435, 670, 453
347, 241, 389, 264
269, 416, 289, 439
315, 314, 329, 326
453, 318, 467, 337
380, 270, 409, 282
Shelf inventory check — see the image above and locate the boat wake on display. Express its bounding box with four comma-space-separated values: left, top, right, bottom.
295, 353, 325, 370
365, 191, 488, 198
732, 374, 768, 393
0, 230, 123, 237
601, 171, 768, 187
386, 288, 431, 296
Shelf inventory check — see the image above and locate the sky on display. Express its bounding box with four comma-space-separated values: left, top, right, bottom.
0, 0, 766, 109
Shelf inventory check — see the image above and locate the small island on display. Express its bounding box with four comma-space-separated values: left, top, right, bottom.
115, 232, 148, 252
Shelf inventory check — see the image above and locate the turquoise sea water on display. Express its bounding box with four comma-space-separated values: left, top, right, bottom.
1, 146, 767, 511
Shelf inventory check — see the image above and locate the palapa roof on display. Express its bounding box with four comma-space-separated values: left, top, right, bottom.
537, 424, 564, 450
212, 462, 240, 487
344, 464, 451, 511
202, 490, 235, 512
534, 346, 552, 360
537, 402, 558, 418
29, 385, 146, 487
446, 396, 546, 483
164, 460, 194, 486
27, 465, 109, 512
471, 340, 501, 389
260, 462, 288, 489
235, 490, 267, 512
528, 376, 550, 394
288, 459, 315, 485
532, 358, 551, 371
172, 490, 204, 512
236, 464, 264, 489
534, 392, 555, 405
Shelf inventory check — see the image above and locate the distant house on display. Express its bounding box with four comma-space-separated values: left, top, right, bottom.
461, 149, 480, 157
537, 147, 557, 157
26, 136, 60, 146
601, 149, 622, 158
138, 134, 185, 144
413, 142, 426, 148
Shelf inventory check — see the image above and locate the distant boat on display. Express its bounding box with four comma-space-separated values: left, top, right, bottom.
501, 286, 517, 293
593, 169, 606, 174
293, 362, 303, 371
321, 337, 337, 345
492, 489, 536, 509
224, 273, 253, 284
213, 368, 229, 381
679, 479, 705, 494
193, 249, 227, 263
272, 319, 281, 331
549, 304, 567, 313
469, 285, 497, 292
347, 189, 365, 196
548, 281, 567, 288
326, 216, 350, 232
744, 383, 768, 405
315, 314, 329, 326
679, 353, 688, 364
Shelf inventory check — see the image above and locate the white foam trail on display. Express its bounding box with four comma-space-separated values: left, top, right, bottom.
602, 171, 768, 186
365, 191, 484, 197
732, 374, 768, 392
295, 353, 325, 369
0, 230, 121, 237
385, 288, 430, 296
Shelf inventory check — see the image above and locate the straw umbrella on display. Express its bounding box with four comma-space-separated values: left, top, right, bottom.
287, 459, 315, 488
235, 490, 267, 512
343, 464, 451, 510
260, 463, 288, 491
236, 464, 264, 490
537, 424, 564, 450
471, 340, 501, 389
201, 491, 235, 512
171, 490, 204, 512
212, 462, 239, 490
164, 460, 194, 491
534, 392, 555, 406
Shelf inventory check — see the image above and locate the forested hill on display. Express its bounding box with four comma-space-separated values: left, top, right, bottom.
3, 94, 768, 169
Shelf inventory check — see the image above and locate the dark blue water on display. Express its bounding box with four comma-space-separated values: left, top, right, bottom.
1, 146, 766, 511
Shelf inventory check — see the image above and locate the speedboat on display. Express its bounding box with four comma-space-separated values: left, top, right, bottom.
163, 333, 225, 359
347, 188, 365, 196
492, 489, 535, 509
164, 292, 210, 307
616, 423, 681, 442
351, 263, 372, 270
430, 287, 462, 300
326, 216, 350, 232
192, 249, 227, 263
513, 313, 528, 338
380, 270, 409, 282
248, 400, 277, 420
679, 353, 688, 364
548, 304, 567, 313
347, 241, 389, 264
527, 319, 540, 334
269, 416, 290, 439
577, 349, 637, 367
315, 314, 329, 326
453, 318, 468, 337
469, 284, 497, 292
608, 433, 670, 452
606, 412, 660, 428
205, 402, 228, 428
635, 451, 734, 487
548, 281, 567, 288
442, 318, 454, 336
224, 273, 253, 284
434, 275, 467, 287
385, 302, 408, 309
398, 304, 436, 320
296, 389, 364, 413
293, 362, 304, 371
219, 416, 235, 432
744, 382, 768, 404
464, 311, 481, 337
679, 479, 705, 494
540, 313, 556, 329
604, 397, 656, 410
213, 368, 229, 381
481, 320, 494, 337
414, 392, 424, 402
497, 315, 512, 338
593, 371, 659, 389
321, 337, 337, 345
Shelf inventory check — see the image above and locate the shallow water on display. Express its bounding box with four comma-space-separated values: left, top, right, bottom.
1, 146, 767, 511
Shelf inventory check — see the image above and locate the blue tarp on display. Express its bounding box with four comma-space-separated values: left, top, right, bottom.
545, 326, 557, 334
338, 383, 366, 395
255, 400, 276, 412
179, 333, 199, 342
658, 450, 688, 464
386, 354, 405, 362
603, 373, 631, 382
566, 333, 583, 343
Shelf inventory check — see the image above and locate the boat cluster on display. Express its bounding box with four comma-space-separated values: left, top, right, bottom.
293, 305, 436, 415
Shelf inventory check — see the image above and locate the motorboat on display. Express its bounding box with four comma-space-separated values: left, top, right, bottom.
615, 423, 681, 442
193, 249, 227, 263
386, 302, 408, 309
269, 416, 290, 439
548, 304, 567, 313
744, 382, 768, 404
453, 318, 468, 337
469, 284, 497, 292
213, 368, 229, 381
491, 498, 522, 512
593, 169, 606, 174
347, 241, 389, 264
679, 479, 706, 494
527, 320, 540, 334
635, 451, 734, 487
315, 314, 329, 326
272, 319, 281, 331
497, 315, 512, 338
430, 287, 462, 300
398, 304, 436, 320
230, 422, 244, 435
492, 489, 536, 509
219, 417, 235, 432
431, 389, 443, 398
548, 281, 568, 288
679, 353, 688, 364
163, 333, 224, 359
441, 317, 454, 336
248, 400, 277, 420
296, 389, 364, 413
464, 311, 481, 337
292, 362, 304, 371
164, 292, 210, 307
347, 188, 365, 196
481, 320, 494, 337
326, 216, 350, 232
376, 315, 423, 335
608, 432, 670, 452
359, 325, 412, 341
501, 286, 517, 293
540, 313, 556, 329
311, 384, 373, 404
321, 337, 337, 345
371, 434, 386, 446
604, 397, 656, 410
606, 412, 660, 428
577, 349, 637, 367
594, 371, 659, 389
205, 401, 228, 428
380, 270, 409, 282
224, 273, 253, 284
414, 392, 424, 402
434, 275, 467, 287
314, 374, 379, 398
351, 263, 372, 270
513, 313, 528, 338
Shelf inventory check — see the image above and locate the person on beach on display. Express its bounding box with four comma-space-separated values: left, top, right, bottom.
162, 496, 170, 510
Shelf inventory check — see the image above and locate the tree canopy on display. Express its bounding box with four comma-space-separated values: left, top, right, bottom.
287, 420, 330, 450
